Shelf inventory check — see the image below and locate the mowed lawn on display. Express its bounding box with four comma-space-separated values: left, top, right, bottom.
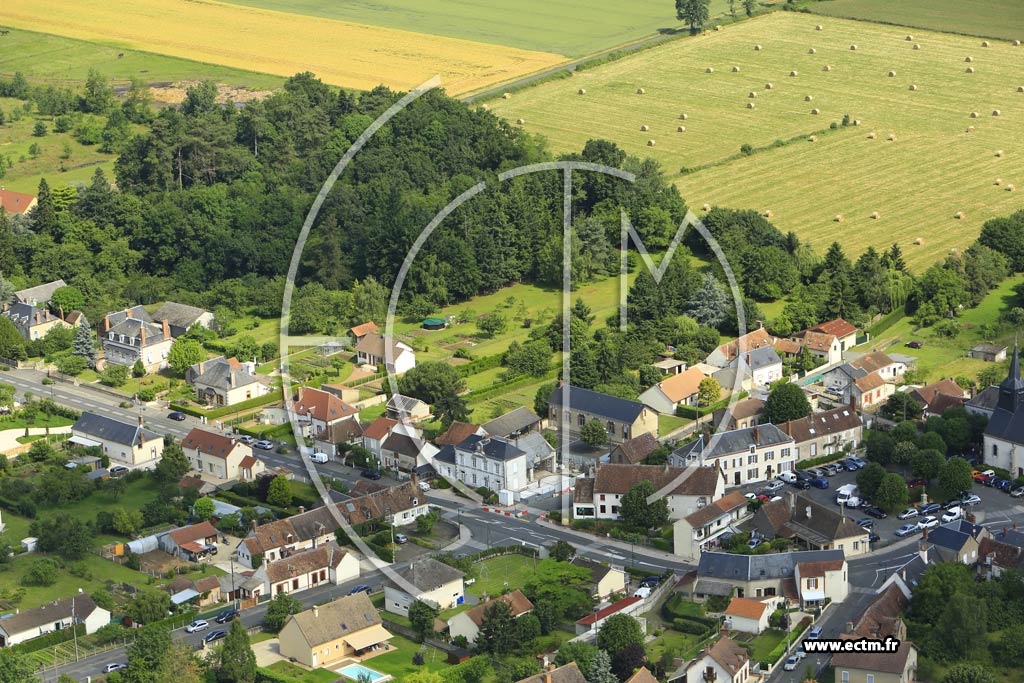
487, 12, 1024, 270
466, 554, 537, 598
0, 0, 567, 96
809, 0, 1024, 42
216, 0, 785, 58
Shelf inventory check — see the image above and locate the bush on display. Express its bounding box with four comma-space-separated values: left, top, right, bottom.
673, 618, 710, 635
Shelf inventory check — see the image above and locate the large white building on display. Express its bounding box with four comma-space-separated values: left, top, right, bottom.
433, 434, 531, 495
984, 342, 1024, 478
671, 424, 796, 487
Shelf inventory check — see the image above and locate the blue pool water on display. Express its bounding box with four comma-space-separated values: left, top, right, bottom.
336, 664, 388, 682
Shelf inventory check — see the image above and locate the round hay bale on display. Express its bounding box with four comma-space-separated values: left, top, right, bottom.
913, 44, 921, 50
888, 70, 897, 77
996, 150, 1005, 157
763, 210, 773, 218
1019, 86, 1024, 92
816, 24, 824, 31
867, 132, 877, 139
677, 126, 686, 133
871, 211, 880, 219
906, 35, 914, 41
502, 92, 512, 99
995, 179, 1003, 186
516, 118, 525, 125
680, 113, 689, 120
834, 214, 844, 222
732, 66, 741, 72
823, 64, 833, 71
993, 109, 1002, 116
706, 67, 715, 73
747, 102, 756, 109
578, 88, 586, 95
1008, 184, 1016, 192
702, 203, 711, 211
765, 82, 774, 89
1015, 40, 1022, 46
967, 67, 975, 73
754, 44, 762, 51
640, 124, 649, 131
636, 87, 646, 94
714, 25, 722, 31
915, 238, 924, 245
809, 135, 818, 142
909, 84, 918, 91
647, 139, 656, 147
970, 111, 979, 118
749, 91, 758, 98
853, 119, 861, 126
965, 56, 973, 62
982, 40, 991, 47
811, 108, 820, 115
955, 211, 965, 219
967, 125, 976, 132
805, 95, 814, 101
888, 133, 897, 141
850, 44, 858, 51
809, 48, 817, 54
790, 70, 799, 77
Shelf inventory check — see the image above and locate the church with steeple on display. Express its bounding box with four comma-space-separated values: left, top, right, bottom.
985, 341, 1024, 477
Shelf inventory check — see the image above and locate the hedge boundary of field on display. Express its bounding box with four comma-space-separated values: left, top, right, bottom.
169, 389, 282, 420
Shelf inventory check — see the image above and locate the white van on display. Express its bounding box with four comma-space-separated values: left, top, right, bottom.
308, 451, 329, 464
836, 484, 860, 507
777, 471, 798, 484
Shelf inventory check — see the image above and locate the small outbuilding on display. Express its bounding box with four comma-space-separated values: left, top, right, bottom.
969, 344, 1008, 363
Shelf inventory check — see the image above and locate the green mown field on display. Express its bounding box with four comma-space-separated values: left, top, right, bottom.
487, 12, 1024, 270
217, 0, 784, 58
808, 0, 1024, 42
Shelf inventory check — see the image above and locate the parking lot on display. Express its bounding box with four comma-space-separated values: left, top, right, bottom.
739, 463, 1024, 551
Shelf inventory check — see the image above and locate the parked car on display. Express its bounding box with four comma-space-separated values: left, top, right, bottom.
361, 469, 382, 480
796, 471, 815, 482
906, 478, 928, 489
104, 663, 128, 673
918, 516, 940, 530
943, 499, 963, 510
214, 609, 239, 624
841, 459, 859, 472
744, 493, 758, 501
186, 620, 209, 633
418, 481, 431, 492
762, 480, 785, 493
755, 494, 770, 503
1011, 486, 1024, 498
237, 435, 256, 445
809, 477, 829, 489
640, 576, 661, 588
867, 532, 881, 543
960, 493, 982, 506
110, 465, 129, 476
918, 503, 942, 515
942, 507, 963, 523
856, 518, 874, 529
821, 464, 841, 476
253, 440, 274, 450
633, 586, 652, 599
792, 480, 812, 490
898, 508, 920, 520
203, 630, 227, 644
747, 536, 764, 549
807, 626, 823, 640
783, 652, 806, 671
905, 341, 923, 349
168, 411, 187, 421
777, 471, 798, 484
863, 506, 888, 519
848, 456, 867, 468
997, 479, 1015, 492
896, 523, 920, 537
394, 533, 408, 544
307, 451, 329, 464
348, 584, 372, 595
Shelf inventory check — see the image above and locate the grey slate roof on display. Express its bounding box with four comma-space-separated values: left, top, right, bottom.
455, 434, 526, 461
672, 423, 793, 462
986, 407, 1024, 446
73, 412, 160, 446
514, 431, 555, 467
151, 302, 210, 329
0, 595, 100, 637
482, 406, 541, 438
2, 302, 51, 330
188, 357, 260, 391
105, 305, 152, 327
697, 549, 844, 582
967, 386, 1000, 412
434, 445, 456, 465
14, 279, 66, 306
741, 345, 782, 371
382, 432, 421, 457
402, 557, 465, 593
995, 528, 1024, 548
548, 385, 646, 423
927, 520, 983, 551
106, 317, 166, 347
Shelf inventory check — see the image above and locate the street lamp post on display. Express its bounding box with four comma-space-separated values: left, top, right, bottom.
72, 587, 82, 661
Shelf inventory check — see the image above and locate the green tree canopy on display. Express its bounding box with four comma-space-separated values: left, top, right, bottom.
597, 613, 645, 655
580, 419, 609, 448
874, 473, 909, 511
763, 382, 810, 424
620, 480, 669, 530
263, 592, 302, 633
168, 338, 204, 376
216, 619, 257, 683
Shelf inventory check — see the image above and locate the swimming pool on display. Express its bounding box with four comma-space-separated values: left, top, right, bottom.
336, 663, 390, 682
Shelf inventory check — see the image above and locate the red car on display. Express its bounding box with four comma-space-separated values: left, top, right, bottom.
906, 478, 927, 488
905, 341, 923, 349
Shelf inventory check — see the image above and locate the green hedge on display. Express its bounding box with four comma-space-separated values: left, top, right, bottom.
675, 392, 749, 419
170, 389, 282, 420
11, 625, 85, 654
795, 452, 849, 470
464, 368, 557, 403
673, 618, 709, 635
454, 353, 504, 378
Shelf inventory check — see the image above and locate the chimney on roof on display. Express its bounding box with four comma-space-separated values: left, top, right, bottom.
919, 540, 929, 565
140, 325, 146, 345
753, 425, 759, 444
34, 311, 40, 324
44, 309, 50, 321
162, 319, 170, 340
229, 372, 235, 388
298, 506, 305, 514
805, 505, 812, 520
103, 314, 110, 332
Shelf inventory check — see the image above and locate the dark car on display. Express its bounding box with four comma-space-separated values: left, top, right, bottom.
905, 341, 923, 349
792, 480, 812, 490
110, 465, 130, 476
997, 479, 1014, 492
348, 584, 372, 595
640, 576, 661, 588
203, 630, 227, 644
918, 503, 942, 515
361, 469, 382, 480
214, 609, 239, 624
867, 532, 881, 543
863, 506, 888, 519
168, 411, 187, 421
906, 478, 927, 489
841, 459, 859, 472
856, 518, 874, 529
809, 477, 829, 489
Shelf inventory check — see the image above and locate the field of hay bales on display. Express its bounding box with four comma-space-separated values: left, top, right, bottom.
809, 0, 1024, 43
486, 12, 1024, 270
0, 0, 567, 95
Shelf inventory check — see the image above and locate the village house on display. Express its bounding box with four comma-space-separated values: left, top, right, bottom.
449, 590, 533, 645
349, 321, 378, 341
653, 357, 688, 376
434, 434, 532, 496
978, 533, 1024, 579
186, 356, 268, 407
909, 379, 968, 417
778, 405, 863, 461
795, 329, 843, 366
250, 541, 359, 598
181, 428, 264, 483
482, 406, 542, 439
161, 521, 220, 561
292, 386, 360, 439
380, 425, 439, 474
984, 343, 1024, 477
362, 416, 398, 461
435, 421, 484, 446
574, 596, 645, 635
925, 519, 987, 565
833, 638, 918, 683
753, 494, 871, 557
515, 663, 587, 683
278, 593, 393, 669
569, 557, 627, 600
70, 413, 163, 469
0, 188, 38, 216
740, 346, 784, 388
0, 595, 110, 647
547, 385, 658, 447
723, 596, 783, 634
705, 327, 774, 369
168, 575, 222, 608
99, 307, 174, 372
692, 549, 848, 606
355, 331, 416, 375
313, 419, 365, 459
608, 433, 662, 465
151, 302, 215, 338
807, 319, 859, 352
671, 424, 796, 487
969, 343, 1008, 363
385, 393, 431, 422
669, 635, 751, 683
672, 490, 751, 561
711, 398, 765, 431
573, 463, 724, 522
638, 366, 708, 414
1, 302, 75, 341
384, 557, 466, 616
12, 279, 65, 307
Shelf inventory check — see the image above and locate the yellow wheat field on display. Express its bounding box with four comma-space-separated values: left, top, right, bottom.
0, 0, 567, 95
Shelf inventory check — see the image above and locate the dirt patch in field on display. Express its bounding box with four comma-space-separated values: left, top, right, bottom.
149, 80, 273, 106
446, 357, 472, 366
442, 340, 477, 351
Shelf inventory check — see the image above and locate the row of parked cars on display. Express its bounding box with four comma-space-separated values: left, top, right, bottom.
893, 493, 982, 536
973, 469, 1024, 497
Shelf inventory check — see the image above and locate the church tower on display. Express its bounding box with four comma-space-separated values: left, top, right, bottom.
997, 339, 1024, 414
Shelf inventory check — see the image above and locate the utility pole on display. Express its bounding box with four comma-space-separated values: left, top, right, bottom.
73, 587, 82, 661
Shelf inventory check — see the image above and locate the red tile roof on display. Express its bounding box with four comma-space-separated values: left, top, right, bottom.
350, 322, 379, 338
576, 596, 641, 625
169, 521, 218, 546
238, 455, 258, 470
182, 428, 248, 460
295, 386, 358, 424
717, 328, 773, 361
653, 366, 707, 403
809, 318, 857, 339
464, 590, 533, 626
799, 330, 837, 351
0, 189, 37, 214
796, 560, 845, 577
724, 597, 767, 619
363, 417, 397, 441
435, 421, 481, 446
